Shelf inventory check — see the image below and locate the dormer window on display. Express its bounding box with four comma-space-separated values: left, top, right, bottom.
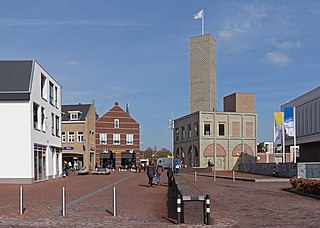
68, 111, 82, 121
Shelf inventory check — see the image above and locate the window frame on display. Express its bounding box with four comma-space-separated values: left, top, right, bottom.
68, 131, 75, 143
62, 132, 66, 143
218, 123, 226, 136
114, 119, 120, 128
126, 134, 134, 145
113, 133, 120, 145
99, 133, 107, 145
204, 123, 211, 136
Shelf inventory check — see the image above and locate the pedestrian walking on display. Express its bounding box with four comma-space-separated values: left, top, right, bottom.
175, 160, 181, 175
167, 166, 174, 187
146, 163, 156, 187
156, 160, 164, 185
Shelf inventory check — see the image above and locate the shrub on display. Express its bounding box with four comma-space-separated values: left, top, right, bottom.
290, 177, 320, 195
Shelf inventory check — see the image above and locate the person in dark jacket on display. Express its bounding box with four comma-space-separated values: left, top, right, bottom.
167, 166, 174, 187
146, 163, 156, 187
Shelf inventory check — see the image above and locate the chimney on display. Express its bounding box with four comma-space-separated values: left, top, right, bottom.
114, 102, 119, 106
126, 103, 130, 115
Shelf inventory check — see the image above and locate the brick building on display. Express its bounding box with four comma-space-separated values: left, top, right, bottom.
174, 34, 257, 170
62, 102, 96, 170
96, 102, 140, 169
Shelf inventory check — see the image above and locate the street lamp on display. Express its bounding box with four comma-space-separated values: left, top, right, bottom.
169, 114, 174, 169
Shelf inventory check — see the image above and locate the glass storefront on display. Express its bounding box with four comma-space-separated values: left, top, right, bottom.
63, 154, 83, 170
34, 144, 47, 181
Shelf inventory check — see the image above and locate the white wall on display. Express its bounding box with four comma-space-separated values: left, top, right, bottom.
0, 101, 32, 178
30, 62, 62, 179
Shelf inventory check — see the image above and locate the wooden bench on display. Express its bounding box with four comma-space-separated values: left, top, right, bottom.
168, 175, 208, 224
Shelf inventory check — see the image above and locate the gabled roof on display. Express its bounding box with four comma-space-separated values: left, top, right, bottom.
0, 60, 34, 100
62, 104, 92, 121
97, 102, 139, 124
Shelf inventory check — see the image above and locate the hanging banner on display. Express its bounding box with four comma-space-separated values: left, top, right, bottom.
284, 107, 294, 137
274, 112, 284, 144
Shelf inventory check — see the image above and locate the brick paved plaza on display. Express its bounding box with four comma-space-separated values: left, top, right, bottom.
0, 171, 319, 227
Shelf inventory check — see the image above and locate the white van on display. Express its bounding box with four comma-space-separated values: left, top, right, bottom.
157, 158, 172, 169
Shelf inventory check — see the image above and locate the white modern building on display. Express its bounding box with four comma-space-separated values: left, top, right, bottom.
0, 60, 62, 184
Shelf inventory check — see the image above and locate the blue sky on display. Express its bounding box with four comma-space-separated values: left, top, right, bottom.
1, 1, 320, 150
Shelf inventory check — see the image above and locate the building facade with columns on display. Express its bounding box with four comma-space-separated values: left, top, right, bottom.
95, 102, 140, 169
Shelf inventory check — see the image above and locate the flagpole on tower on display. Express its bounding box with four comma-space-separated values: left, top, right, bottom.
202, 10, 204, 35
193, 9, 204, 35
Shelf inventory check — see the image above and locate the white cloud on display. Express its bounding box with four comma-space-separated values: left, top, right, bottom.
218, 31, 234, 39
265, 52, 291, 66
271, 38, 302, 50
67, 60, 79, 65
218, 4, 269, 40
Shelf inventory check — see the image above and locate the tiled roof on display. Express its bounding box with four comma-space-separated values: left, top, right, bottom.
62, 104, 92, 121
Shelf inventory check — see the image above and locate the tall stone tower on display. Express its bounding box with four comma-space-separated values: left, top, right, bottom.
190, 34, 216, 113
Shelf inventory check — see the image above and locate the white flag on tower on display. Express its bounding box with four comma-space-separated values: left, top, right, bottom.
193, 9, 204, 20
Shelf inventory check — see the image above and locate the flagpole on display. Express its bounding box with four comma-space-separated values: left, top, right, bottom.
202, 10, 204, 35
293, 107, 296, 163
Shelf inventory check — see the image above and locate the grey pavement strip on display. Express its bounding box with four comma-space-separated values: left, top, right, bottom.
49, 174, 134, 215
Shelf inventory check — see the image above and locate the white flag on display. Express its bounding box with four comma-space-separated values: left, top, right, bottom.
193, 9, 203, 20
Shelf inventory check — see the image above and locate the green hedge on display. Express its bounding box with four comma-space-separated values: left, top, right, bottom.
290, 177, 320, 195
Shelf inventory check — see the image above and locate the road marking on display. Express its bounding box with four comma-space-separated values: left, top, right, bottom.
49, 174, 134, 214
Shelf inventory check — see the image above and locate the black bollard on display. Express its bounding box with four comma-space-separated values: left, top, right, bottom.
206, 195, 211, 225
177, 194, 181, 224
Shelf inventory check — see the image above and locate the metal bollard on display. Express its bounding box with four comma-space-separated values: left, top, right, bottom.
113, 186, 117, 216
62, 187, 66, 216
177, 194, 181, 224
205, 195, 211, 225
194, 171, 197, 182
19, 186, 23, 215
232, 171, 235, 182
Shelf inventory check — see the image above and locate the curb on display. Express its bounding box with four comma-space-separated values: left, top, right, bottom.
283, 188, 320, 200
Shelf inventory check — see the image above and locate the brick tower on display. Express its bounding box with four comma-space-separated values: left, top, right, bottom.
190, 34, 216, 113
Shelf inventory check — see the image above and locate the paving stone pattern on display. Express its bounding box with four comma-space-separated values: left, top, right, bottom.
0, 170, 319, 227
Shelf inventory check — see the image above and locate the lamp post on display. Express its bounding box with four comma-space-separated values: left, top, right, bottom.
169, 114, 174, 169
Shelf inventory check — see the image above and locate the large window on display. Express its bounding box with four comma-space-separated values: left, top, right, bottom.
77, 131, 84, 142
41, 74, 47, 100
51, 113, 55, 135
49, 82, 54, 105
34, 144, 46, 181
194, 123, 199, 137
55, 116, 60, 137
99, 133, 107, 144
188, 125, 192, 138
113, 134, 120, 145
33, 103, 39, 130
175, 128, 179, 141
204, 123, 211, 136
126, 134, 133, 145
218, 123, 226, 136
41, 107, 46, 132
114, 119, 120, 128
68, 131, 75, 142
181, 127, 186, 140
62, 132, 66, 142
54, 86, 58, 107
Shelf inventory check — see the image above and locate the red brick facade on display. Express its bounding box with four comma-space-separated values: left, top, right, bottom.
95, 102, 140, 169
